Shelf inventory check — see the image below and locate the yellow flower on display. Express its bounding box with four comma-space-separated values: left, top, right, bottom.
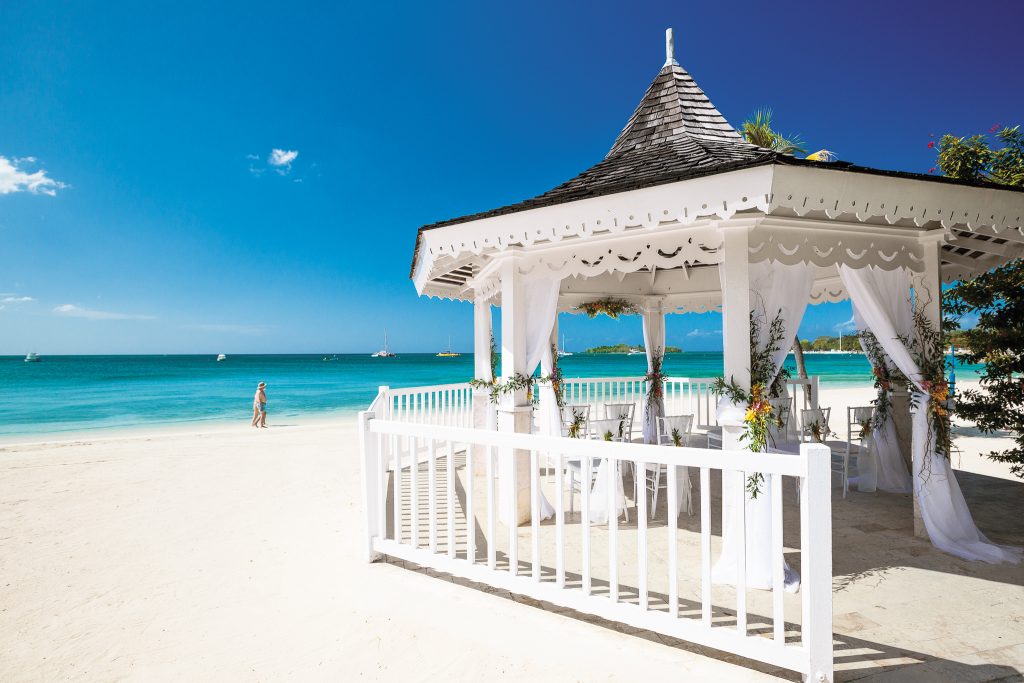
745, 408, 757, 422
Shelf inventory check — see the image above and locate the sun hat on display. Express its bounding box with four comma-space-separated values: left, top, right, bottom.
258, 382, 266, 388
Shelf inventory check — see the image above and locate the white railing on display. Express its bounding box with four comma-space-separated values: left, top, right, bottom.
559, 376, 720, 427
359, 410, 834, 682
377, 383, 474, 427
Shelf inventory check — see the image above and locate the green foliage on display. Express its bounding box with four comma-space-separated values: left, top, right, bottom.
860, 331, 906, 432
741, 109, 806, 155
585, 344, 682, 354
799, 335, 857, 351
945, 261, 1024, 477
469, 372, 534, 404
670, 428, 684, 448
645, 347, 665, 418
898, 306, 954, 464
566, 407, 587, 439
937, 126, 1024, 186
938, 123, 1024, 478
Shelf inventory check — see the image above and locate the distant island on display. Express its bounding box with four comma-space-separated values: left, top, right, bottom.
584, 344, 682, 354
799, 336, 861, 352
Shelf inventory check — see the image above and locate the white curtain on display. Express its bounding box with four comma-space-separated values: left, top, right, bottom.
713, 260, 815, 591
852, 303, 912, 493
840, 264, 1021, 564
522, 276, 561, 520
642, 306, 666, 444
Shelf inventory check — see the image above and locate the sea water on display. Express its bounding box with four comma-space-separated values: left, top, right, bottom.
0, 353, 983, 438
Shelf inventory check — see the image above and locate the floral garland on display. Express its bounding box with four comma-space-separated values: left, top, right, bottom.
536, 343, 565, 408
898, 307, 953, 463
469, 372, 533, 405
576, 298, 638, 319
712, 309, 789, 498
644, 347, 666, 418
859, 331, 907, 434
566, 407, 588, 439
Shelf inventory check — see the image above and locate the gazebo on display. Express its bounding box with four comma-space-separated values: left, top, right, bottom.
365, 29, 1024, 682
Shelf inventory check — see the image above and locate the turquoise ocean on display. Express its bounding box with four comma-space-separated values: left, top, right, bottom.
0, 353, 982, 438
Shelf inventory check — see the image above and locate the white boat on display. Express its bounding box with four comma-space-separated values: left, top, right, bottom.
557, 334, 573, 357
372, 330, 396, 358
216, 354, 227, 361
437, 335, 461, 357
627, 347, 645, 355
24, 352, 40, 363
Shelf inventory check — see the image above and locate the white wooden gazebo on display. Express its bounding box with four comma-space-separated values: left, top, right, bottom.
364, 30, 1024, 682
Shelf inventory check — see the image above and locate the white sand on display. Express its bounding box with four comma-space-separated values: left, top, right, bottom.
1, 382, 1020, 681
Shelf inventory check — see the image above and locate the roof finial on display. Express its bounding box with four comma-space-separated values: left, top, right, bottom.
664, 28, 678, 66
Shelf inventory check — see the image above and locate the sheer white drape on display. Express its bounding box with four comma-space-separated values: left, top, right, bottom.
713, 260, 815, 591
852, 303, 912, 493
642, 305, 666, 444
523, 276, 561, 520
840, 264, 1021, 564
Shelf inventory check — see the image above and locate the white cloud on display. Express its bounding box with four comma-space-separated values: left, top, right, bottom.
54, 304, 155, 321
193, 323, 270, 335
0, 156, 67, 196
833, 316, 857, 332
2, 295, 33, 303
686, 328, 722, 338
268, 149, 298, 169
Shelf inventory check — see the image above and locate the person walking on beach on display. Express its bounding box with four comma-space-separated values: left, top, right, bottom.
252, 382, 267, 428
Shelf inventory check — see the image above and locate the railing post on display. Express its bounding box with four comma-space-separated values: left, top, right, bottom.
359, 408, 384, 563
800, 442, 833, 682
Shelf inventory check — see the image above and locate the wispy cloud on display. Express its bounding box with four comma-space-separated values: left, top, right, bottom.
687, 328, 722, 338
54, 304, 155, 321
249, 148, 300, 177
0, 294, 34, 311
833, 316, 857, 333
193, 323, 271, 336
0, 156, 67, 196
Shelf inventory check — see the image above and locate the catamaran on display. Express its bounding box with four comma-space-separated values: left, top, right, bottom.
371, 330, 396, 358
437, 336, 461, 357
24, 352, 40, 363
216, 353, 227, 361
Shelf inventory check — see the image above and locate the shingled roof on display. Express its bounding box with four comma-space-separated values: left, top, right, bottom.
411, 35, 1024, 280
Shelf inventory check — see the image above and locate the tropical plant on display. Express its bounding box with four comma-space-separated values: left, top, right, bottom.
936, 124, 1024, 478
741, 108, 835, 161
897, 306, 953, 465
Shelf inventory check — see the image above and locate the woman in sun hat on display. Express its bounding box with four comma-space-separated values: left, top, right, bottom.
252, 382, 267, 428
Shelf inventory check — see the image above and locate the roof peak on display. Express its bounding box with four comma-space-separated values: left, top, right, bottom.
607, 34, 744, 158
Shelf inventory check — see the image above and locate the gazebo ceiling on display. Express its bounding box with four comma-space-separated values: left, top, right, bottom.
411, 37, 1024, 308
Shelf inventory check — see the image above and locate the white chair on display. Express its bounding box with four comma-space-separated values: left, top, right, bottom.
648, 415, 695, 517
567, 418, 628, 522
843, 406, 875, 499
602, 403, 636, 442
560, 404, 591, 439
799, 407, 832, 444
770, 396, 793, 441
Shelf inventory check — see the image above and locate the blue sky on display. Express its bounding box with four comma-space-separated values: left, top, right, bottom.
1, 0, 1020, 354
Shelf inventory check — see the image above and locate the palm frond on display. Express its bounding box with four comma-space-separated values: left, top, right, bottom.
741, 108, 807, 155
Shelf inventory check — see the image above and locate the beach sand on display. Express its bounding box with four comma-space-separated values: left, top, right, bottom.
1, 383, 1022, 681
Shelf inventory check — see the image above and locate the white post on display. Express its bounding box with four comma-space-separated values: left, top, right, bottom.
720, 226, 752, 448
714, 224, 784, 590
498, 256, 533, 526
909, 233, 945, 538
358, 403, 384, 563
800, 442, 834, 682
472, 292, 494, 473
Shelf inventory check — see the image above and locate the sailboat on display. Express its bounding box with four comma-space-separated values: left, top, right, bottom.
557, 334, 573, 357
24, 352, 40, 362
216, 353, 227, 362
371, 330, 396, 358
437, 336, 461, 357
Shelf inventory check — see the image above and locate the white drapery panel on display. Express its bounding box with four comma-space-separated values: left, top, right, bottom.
852, 303, 912, 493
642, 306, 666, 444
713, 260, 814, 591
840, 264, 1021, 564
523, 276, 561, 520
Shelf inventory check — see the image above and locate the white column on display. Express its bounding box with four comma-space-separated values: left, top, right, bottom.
909, 234, 945, 538
720, 227, 752, 447
498, 257, 532, 526
472, 292, 494, 473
